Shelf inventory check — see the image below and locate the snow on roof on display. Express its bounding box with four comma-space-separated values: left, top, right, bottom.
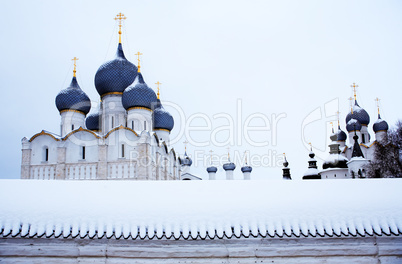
1, 179, 401, 239
303, 167, 320, 176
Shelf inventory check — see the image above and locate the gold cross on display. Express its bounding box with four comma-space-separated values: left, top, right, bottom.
350, 82, 358, 101
244, 151, 248, 165
348, 97, 354, 114
155, 81, 162, 99
209, 150, 213, 164
226, 146, 231, 160
72, 57, 78, 77
114, 13, 126, 44
308, 142, 312, 151
375, 97, 380, 115
336, 111, 340, 127
134, 52, 143, 72
183, 140, 189, 152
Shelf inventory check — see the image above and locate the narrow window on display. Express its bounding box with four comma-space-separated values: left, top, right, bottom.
121, 144, 125, 158
362, 134, 366, 143
111, 116, 114, 128
45, 148, 49, 162
144, 121, 147, 130
72, 124, 74, 130
82, 146, 86, 160
132, 121, 134, 130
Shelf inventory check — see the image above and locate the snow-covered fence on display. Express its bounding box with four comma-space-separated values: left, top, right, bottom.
107, 161, 137, 179
66, 163, 97, 180
30, 165, 56, 180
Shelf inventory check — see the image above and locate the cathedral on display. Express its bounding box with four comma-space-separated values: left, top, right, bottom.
21, 14, 185, 181
300, 87, 390, 180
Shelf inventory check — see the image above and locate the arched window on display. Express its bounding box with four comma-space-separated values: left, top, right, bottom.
111, 116, 114, 128
144, 121, 147, 130
82, 146, 86, 160
362, 134, 366, 143
43, 147, 49, 162
121, 144, 125, 158
72, 124, 74, 130
132, 121, 134, 130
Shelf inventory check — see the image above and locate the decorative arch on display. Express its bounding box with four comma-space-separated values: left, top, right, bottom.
161, 142, 168, 154
169, 148, 177, 161
29, 130, 60, 142
62, 126, 101, 141
104, 125, 139, 139
152, 133, 160, 146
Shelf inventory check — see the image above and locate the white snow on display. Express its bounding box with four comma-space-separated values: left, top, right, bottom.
303, 167, 320, 176
1, 179, 402, 239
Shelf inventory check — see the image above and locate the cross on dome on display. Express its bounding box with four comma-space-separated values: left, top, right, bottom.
336, 111, 341, 127
183, 140, 189, 152
350, 82, 359, 101
134, 52, 142, 73
155, 81, 162, 99
114, 13, 126, 44
348, 97, 354, 114
375, 97, 381, 116
72, 57, 78, 77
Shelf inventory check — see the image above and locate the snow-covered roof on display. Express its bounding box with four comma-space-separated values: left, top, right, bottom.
1, 179, 401, 239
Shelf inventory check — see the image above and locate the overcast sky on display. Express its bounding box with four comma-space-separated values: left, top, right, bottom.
0, 0, 401, 180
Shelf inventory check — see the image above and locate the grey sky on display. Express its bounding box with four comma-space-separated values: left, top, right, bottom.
1, 0, 401, 179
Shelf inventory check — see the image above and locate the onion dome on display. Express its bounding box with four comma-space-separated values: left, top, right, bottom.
122, 73, 157, 110
55, 76, 91, 115
207, 166, 218, 173
241, 165, 252, 173
223, 162, 236, 171
373, 114, 389, 133
345, 100, 370, 126
85, 111, 101, 131
346, 118, 362, 132
180, 152, 193, 166
336, 127, 347, 141
153, 99, 174, 131
94, 43, 137, 97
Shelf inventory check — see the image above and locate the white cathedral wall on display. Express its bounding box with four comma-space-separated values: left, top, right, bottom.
320, 168, 349, 179
29, 136, 58, 165
60, 111, 85, 137
101, 95, 127, 133
127, 108, 152, 133
155, 129, 170, 145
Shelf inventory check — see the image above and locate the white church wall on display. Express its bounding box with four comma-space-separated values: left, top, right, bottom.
29, 136, 59, 165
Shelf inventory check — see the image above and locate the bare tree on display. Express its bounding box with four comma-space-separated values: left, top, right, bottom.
366, 121, 402, 178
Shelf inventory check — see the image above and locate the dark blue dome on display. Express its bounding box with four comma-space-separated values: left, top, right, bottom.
373, 115, 389, 132
223, 162, 236, 171
85, 111, 101, 131
55, 77, 91, 115
207, 166, 218, 173
180, 153, 193, 166
122, 73, 157, 110
94, 43, 137, 96
336, 127, 347, 141
152, 99, 174, 131
345, 100, 370, 126
241, 166, 252, 173
346, 118, 362, 132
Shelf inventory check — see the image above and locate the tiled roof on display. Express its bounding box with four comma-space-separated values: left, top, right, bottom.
1, 179, 401, 239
